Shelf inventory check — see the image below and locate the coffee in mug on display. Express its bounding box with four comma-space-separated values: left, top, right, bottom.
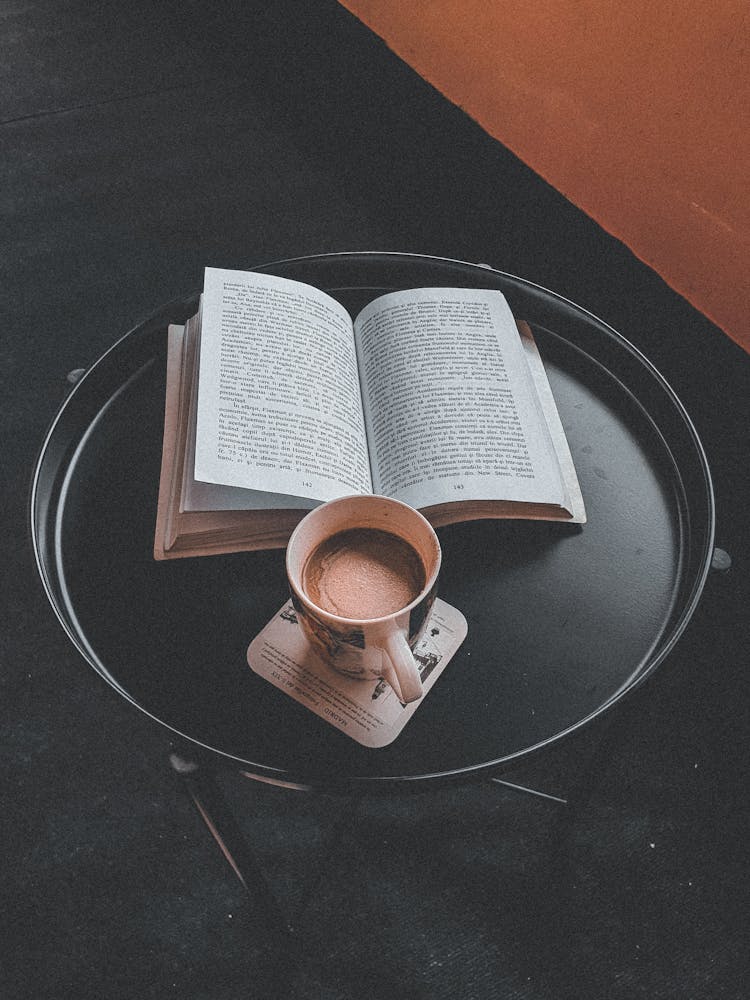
286, 495, 441, 704
302, 527, 426, 620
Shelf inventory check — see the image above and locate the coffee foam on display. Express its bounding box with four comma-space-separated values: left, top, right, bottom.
303, 527, 425, 620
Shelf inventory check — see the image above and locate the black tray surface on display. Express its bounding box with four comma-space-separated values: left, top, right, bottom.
31, 253, 714, 788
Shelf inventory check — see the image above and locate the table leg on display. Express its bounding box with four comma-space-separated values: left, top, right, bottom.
489, 777, 568, 805
168, 748, 295, 946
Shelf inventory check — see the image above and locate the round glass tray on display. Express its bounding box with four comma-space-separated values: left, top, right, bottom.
31, 253, 714, 788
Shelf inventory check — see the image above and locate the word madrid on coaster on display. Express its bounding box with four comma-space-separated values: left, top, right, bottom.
247, 599, 468, 748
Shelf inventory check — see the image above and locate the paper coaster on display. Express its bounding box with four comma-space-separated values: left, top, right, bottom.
247, 598, 467, 748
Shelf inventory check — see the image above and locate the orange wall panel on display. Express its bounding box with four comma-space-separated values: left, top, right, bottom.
341, 1, 750, 351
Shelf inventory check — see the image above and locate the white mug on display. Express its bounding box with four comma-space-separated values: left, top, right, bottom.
286, 495, 441, 704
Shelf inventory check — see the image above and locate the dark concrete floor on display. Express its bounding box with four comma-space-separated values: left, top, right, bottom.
3, 3, 748, 998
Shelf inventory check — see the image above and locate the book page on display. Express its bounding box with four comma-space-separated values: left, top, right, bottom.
194, 268, 373, 503
180, 315, 315, 513
517, 321, 586, 523
354, 287, 565, 510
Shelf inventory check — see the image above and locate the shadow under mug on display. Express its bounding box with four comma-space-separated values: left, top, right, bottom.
286, 495, 441, 704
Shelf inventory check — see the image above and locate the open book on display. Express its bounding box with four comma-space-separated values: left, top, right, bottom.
154, 267, 585, 559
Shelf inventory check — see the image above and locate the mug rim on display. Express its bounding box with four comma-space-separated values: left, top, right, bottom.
286, 494, 441, 626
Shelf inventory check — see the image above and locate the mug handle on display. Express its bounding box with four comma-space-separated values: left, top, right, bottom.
380, 628, 423, 704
